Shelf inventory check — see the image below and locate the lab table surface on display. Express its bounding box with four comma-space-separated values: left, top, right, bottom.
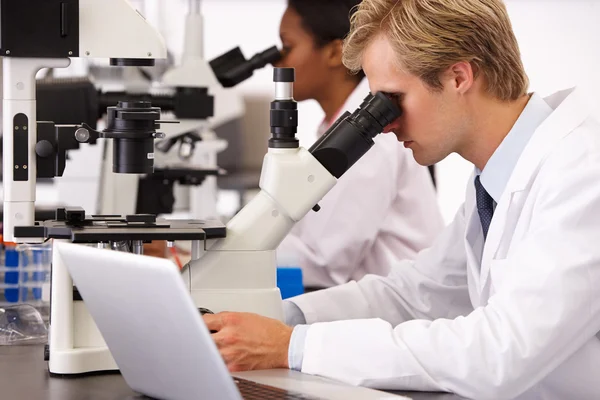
0, 345, 464, 399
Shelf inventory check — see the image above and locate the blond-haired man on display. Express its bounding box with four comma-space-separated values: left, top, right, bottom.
204, 1, 600, 398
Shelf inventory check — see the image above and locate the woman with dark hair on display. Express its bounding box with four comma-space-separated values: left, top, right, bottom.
275, 0, 444, 289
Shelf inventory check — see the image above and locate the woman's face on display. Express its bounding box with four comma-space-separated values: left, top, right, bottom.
275, 6, 331, 102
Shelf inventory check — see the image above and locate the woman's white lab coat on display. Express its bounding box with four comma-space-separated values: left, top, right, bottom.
277, 78, 443, 288
290, 88, 600, 399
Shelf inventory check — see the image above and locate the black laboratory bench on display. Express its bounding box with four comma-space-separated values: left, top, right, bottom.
0, 345, 464, 399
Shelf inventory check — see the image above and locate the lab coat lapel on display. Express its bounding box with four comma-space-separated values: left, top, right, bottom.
479, 88, 589, 295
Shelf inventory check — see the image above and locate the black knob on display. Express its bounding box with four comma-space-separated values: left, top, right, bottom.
312, 204, 321, 212
273, 67, 294, 83
44, 344, 50, 361
35, 140, 55, 158
198, 308, 217, 333
198, 307, 214, 315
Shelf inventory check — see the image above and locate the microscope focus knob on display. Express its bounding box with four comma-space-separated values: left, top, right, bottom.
35, 140, 55, 158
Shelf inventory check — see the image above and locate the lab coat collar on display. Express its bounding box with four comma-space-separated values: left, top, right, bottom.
479, 87, 590, 292
503, 87, 589, 193
479, 92, 553, 204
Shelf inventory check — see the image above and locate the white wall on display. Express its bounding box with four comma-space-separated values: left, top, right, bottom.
139, 0, 600, 223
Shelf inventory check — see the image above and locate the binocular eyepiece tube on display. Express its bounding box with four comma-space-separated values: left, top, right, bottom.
309, 92, 402, 178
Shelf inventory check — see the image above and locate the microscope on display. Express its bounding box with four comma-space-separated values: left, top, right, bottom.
1, 0, 225, 376
182, 68, 401, 319
136, 0, 282, 220
1, 0, 168, 242
32, 0, 283, 220
155, 0, 282, 219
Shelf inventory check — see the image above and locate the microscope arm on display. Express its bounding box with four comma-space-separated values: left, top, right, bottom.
2, 58, 72, 243
182, 142, 338, 320
211, 147, 337, 252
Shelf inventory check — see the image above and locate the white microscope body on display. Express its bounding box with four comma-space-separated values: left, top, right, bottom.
2, 0, 167, 375
182, 69, 401, 321
181, 73, 334, 320
182, 146, 337, 320
2, 0, 165, 242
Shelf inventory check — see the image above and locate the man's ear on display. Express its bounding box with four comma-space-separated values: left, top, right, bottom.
443, 61, 475, 94
323, 39, 344, 68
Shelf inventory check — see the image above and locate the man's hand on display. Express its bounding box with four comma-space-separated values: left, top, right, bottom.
203, 312, 293, 372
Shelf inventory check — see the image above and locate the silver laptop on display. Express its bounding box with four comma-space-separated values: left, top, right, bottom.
55, 241, 319, 400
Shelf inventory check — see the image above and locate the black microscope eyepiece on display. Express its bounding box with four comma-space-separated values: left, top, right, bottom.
209, 45, 283, 88
354, 92, 402, 138
269, 67, 299, 149
309, 92, 402, 178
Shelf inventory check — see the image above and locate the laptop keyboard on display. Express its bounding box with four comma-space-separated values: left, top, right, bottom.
234, 377, 323, 400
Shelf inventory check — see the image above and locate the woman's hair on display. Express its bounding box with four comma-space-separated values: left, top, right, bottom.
288, 0, 365, 79
342, 0, 529, 101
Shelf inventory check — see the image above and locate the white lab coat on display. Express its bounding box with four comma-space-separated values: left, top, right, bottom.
290, 88, 600, 399
277, 78, 443, 288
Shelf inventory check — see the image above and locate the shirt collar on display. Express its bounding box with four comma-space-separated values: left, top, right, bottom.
477, 93, 553, 203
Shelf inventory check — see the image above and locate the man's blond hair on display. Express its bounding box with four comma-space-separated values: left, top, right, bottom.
343, 0, 529, 101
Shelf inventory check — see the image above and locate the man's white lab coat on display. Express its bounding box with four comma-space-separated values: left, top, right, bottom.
277, 78, 443, 288
290, 88, 600, 400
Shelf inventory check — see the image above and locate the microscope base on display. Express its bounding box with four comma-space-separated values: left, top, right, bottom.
49, 299, 117, 375
185, 249, 284, 321
48, 347, 117, 376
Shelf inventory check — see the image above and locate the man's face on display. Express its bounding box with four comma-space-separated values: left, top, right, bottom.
362, 35, 468, 166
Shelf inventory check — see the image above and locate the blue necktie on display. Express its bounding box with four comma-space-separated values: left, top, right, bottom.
474, 176, 494, 240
